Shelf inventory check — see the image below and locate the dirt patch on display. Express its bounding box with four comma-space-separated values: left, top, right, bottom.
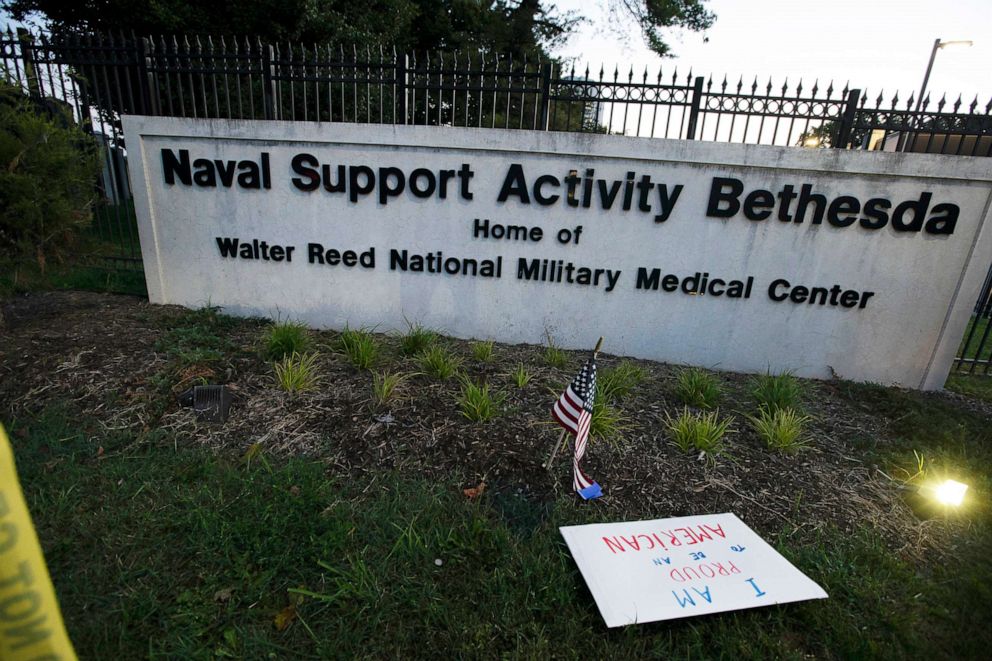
1, 290, 979, 560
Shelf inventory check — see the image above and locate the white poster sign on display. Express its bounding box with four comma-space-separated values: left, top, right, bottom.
559, 513, 827, 627
122, 116, 992, 389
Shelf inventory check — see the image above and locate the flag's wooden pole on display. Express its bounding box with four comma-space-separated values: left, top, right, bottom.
542, 429, 568, 471
543, 336, 604, 470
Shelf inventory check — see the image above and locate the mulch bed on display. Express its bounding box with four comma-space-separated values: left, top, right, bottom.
0, 290, 977, 560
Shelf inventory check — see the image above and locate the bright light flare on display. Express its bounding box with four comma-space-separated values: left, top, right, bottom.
933, 479, 968, 506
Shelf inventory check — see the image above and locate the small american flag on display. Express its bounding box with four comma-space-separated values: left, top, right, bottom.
552, 357, 602, 500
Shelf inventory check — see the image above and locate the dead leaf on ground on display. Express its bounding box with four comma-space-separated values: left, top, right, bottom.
463, 481, 486, 499
273, 604, 296, 631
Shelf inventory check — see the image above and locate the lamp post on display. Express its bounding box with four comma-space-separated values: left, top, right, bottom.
917, 38, 973, 111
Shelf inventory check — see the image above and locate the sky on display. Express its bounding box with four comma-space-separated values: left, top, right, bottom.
555, 0, 991, 107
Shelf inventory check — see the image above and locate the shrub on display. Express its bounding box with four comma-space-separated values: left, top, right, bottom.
371, 371, 410, 408
590, 399, 630, 443
263, 320, 310, 360
675, 368, 722, 408
337, 326, 379, 370
418, 346, 462, 380
274, 352, 320, 393
471, 339, 495, 362
599, 360, 646, 402
746, 407, 810, 453
750, 371, 804, 413
665, 407, 732, 457
399, 323, 438, 356
544, 339, 568, 369
511, 364, 532, 388
458, 380, 506, 421
0, 82, 101, 270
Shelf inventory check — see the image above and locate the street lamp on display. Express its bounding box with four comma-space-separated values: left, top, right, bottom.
917, 38, 974, 111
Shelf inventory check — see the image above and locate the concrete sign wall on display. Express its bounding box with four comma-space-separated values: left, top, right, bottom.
123, 116, 992, 389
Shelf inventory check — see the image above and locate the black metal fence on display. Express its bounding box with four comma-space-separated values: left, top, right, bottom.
3, 27, 992, 370
956, 271, 992, 375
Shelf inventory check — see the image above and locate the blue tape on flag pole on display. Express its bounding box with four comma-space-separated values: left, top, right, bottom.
578, 482, 602, 500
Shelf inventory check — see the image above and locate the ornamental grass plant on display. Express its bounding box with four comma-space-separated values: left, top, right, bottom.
665, 407, 732, 458
274, 352, 320, 393
262, 320, 310, 360
337, 326, 379, 369
674, 367, 722, 408
745, 407, 810, 453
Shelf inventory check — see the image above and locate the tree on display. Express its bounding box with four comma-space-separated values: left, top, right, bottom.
797, 121, 837, 148
797, 120, 870, 150
0, 81, 100, 270
608, 0, 715, 56
3, 0, 713, 59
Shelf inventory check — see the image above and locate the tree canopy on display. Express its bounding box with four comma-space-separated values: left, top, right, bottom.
3, 0, 714, 58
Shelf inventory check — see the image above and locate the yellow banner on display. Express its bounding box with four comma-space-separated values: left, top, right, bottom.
0, 424, 77, 661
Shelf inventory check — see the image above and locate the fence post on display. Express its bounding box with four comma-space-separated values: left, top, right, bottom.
16, 28, 41, 97
136, 37, 159, 115
834, 88, 861, 149
686, 76, 705, 140
537, 62, 553, 130
396, 53, 408, 125
263, 44, 278, 120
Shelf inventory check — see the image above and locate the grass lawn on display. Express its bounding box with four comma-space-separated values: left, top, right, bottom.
945, 374, 992, 401
955, 314, 992, 367
9, 397, 991, 659
0, 261, 147, 299
2, 292, 991, 658
90, 199, 141, 256
0, 202, 145, 300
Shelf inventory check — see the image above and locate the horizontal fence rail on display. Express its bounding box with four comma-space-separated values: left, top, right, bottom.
3, 26, 992, 371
